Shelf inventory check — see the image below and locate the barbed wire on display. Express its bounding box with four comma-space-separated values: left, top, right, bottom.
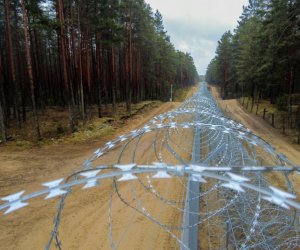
1, 84, 300, 249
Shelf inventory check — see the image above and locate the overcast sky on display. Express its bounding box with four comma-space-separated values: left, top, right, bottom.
145, 0, 249, 75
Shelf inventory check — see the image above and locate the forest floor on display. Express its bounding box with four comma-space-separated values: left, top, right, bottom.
0, 85, 197, 250
2, 101, 162, 147
2, 87, 193, 148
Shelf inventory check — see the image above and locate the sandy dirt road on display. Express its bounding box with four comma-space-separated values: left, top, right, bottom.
4, 84, 300, 250
0, 86, 198, 250
211, 85, 300, 207
0, 101, 186, 250
210, 86, 300, 166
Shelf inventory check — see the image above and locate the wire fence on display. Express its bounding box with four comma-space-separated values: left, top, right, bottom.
1, 84, 300, 249
241, 98, 300, 143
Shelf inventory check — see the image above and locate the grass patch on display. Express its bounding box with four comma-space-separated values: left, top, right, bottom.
2, 101, 160, 147
173, 85, 198, 102
119, 101, 159, 119
69, 118, 115, 143
240, 97, 298, 116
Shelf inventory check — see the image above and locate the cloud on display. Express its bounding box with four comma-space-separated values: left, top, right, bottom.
146, 0, 248, 75
165, 17, 228, 74
166, 17, 229, 41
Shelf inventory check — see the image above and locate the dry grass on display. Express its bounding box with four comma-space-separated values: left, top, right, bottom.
2, 84, 199, 147
239, 97, 300, 143
2, 101, 161, 147
173, 85, 199, 102
240, 97, 298, 118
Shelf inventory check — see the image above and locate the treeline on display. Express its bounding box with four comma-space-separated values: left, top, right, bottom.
0, 0, 198, 143
206, 0, 300, 113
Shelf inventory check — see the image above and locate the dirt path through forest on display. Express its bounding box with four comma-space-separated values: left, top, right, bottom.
211, 86, 300, 205
2, 85, 300, 249
0, 102, 185, 250
0, 87, 197, 250
210, 86, 300, 166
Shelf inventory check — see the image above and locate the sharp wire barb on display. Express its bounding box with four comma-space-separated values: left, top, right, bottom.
1, 84, 300, 249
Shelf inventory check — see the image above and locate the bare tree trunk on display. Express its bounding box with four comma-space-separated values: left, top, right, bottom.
33, 26, 46, 111
70, 0, 78, 109
13, 2, 26, 123
288, 67, 293, 128
96, 32, 103, 118
222, 61, 228, 99
70, 0, 78, 70
125, 42, 130, 108
85, 33, 92, 114
21, 0, 40, 141
136, 48, 141, 102
110, 46, 116, 116
0, 98, 6, 143
0, 51, 7, 143
127, 13, 133, 113
5, 0, 21, 128
57, 0, 75, 131
77, 1, 85, 121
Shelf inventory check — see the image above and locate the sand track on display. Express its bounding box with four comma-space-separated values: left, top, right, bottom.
0, 95, 195, 250
210, 86, 300, 166
2, 85, 300, 250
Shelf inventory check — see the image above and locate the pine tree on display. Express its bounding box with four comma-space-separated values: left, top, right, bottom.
21, 0, 41, 141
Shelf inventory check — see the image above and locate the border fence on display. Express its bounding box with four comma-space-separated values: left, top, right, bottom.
1, 84, 300, 249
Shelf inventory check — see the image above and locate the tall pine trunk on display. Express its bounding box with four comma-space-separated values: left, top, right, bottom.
33, 27, 46, 110
126, 15, 132, 113
21, 0, 40, 141
58, 0, 75, 131
110, 46, 116, 116
13, 2, 26, 123
288, 67, 293, 128
5, 0, 21, 128
70, 0, 77, 70
0, 50, 7, 143
77, 2, 85, 121
96, 33, 103, 118
0, 95, 6, 143
136, 48, 141, 102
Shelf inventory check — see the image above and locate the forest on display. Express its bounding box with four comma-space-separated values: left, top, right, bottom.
0, 0, 199, 143
206, 0, 300, 131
